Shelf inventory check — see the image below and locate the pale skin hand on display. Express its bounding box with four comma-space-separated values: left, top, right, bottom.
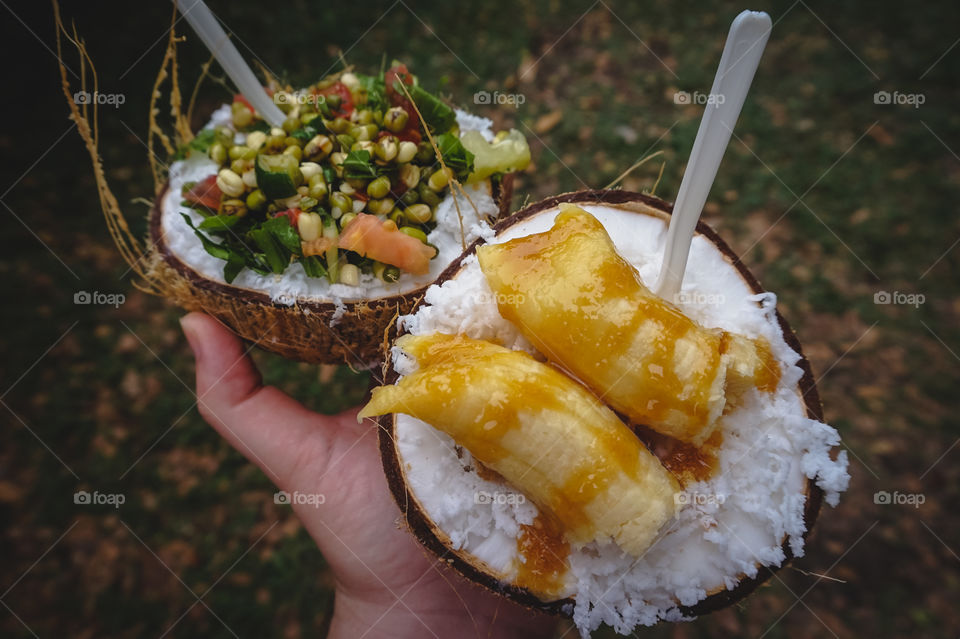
180, 312, 558, 638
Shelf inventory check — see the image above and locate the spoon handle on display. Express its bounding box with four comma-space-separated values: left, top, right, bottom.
175, 0, 286, 128
655, 10, 771, 300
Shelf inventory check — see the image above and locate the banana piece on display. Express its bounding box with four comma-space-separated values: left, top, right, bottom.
361, 333, 681, 557
477, 207, 779, 446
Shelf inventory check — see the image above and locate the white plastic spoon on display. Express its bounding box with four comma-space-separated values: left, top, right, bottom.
655, 10, 772, 300
174, 0, 286, 128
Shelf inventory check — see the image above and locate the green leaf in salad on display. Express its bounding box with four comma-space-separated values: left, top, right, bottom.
290, 127, 314, 143
262, 216, 303, 255
342, 149, 381, 180
173, 128, 218, 161
255, 153, 302, 200
223, 253, 246, 283
248, 227, 289, 274
406, 84, 456, 132
322, 165, 336, 185
246, 215, 306, 274
182, 212, 276, 282
180, 213, 231, 260
180, 200, 216, 217
197, 214, 242, 231
300, 255, 327, 278
357, 74, 388, 112
290, 121, 322, 143
223, 234, 271, 279
435, 132, 475, 179
242, 120, 271, 134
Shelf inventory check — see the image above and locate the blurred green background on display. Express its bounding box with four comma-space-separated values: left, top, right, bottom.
2, 0, 958, 636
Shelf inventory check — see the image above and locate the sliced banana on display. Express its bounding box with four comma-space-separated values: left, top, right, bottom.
360, 333, 680, 557
477, 207, 780, 445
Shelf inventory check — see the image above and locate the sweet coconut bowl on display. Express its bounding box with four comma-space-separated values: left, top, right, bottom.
145, 174, 514, 367
371, 190, 849, 634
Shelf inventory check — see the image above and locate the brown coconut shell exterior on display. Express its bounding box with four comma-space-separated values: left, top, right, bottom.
147, 173, 515, 366
376, 189, 826, 619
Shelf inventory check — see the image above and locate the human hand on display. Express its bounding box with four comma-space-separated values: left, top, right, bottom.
179, 313, 558, 638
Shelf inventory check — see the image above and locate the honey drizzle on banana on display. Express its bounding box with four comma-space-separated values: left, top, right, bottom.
511, 426, 727, 596
364, 333, 680, 553
635, 426, 724, 485
478, 208, 782, 446
486, 210, 721, 434
514, 511, 570, 598
752, 336, 782, 393
438, 350, 648, 540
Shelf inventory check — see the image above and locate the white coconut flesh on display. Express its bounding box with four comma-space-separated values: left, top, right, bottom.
389, 201, 851, 635
159, 106, 500, 311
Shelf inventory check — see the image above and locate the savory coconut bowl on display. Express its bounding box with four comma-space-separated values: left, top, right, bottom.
147, 171, 513, 367
372, 190, 849, 634
58, 27, 525, 369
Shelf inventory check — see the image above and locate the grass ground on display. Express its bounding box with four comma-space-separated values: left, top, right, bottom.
1, 0, 958, 637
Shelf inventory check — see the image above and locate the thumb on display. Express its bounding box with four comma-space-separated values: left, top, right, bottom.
179, 312, 337, 486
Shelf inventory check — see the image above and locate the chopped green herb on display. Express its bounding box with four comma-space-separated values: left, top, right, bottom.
300, 255, 327, 278
435, 132, 475, 179
180, 213, 231, 260
262, 215, 303, 255
342, 150, 381, 180
198, 214, 242, 231
249, 227, 289, 273
358, 74, 388, 112
173, 128, 219, 160
407, 84, 456, 132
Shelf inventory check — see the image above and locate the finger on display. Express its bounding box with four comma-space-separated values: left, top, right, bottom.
179, 312, 341, 484
181, 313, 263, 405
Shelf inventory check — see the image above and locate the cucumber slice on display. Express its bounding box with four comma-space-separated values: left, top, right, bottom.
461, 129, 531, 183
255, 153, 303, 200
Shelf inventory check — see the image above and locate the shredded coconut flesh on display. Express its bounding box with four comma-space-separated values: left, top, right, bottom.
392, 204, 850, 636
160, 107, 498, 307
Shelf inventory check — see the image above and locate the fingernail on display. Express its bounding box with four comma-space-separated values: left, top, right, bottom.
180, 315, 205, 363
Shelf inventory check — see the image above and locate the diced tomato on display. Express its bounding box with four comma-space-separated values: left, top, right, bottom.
184, 175, 222, 210
385, 64, 414, 111
315, 82, 354, 117
379, 125, 421, 145
274, 207, 301, 227
338, 213, 436, 275
233, 94, 254, 112
388, 177, 409, 197
372, 157, 410, 196
396, 126, 422, 145
382, 65, 424, 143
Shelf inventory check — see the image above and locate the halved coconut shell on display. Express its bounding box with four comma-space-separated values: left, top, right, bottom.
376, 189, 824, 618
146, 174, 514, 366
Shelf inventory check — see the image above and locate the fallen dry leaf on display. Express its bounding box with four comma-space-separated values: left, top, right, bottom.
534, 109, 563, 134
